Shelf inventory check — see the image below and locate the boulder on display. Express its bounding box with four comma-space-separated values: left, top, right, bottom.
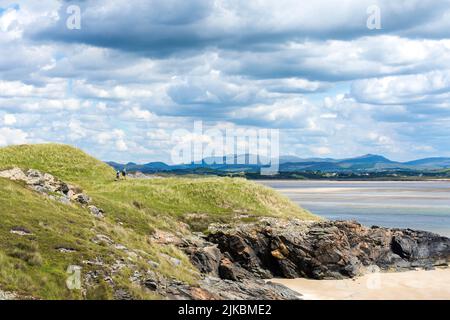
72, 193, 91, 205
205, 219, 450, 280
0, 168, 27, 181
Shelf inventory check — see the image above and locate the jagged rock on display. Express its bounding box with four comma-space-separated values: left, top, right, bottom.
218, 257, 252, 281
187, 245, 222, 276
0, 168, 109, 221
1, 168, 88, 203
72, 193, 90, 205
190, 277, 300, 300
160, 277, 300, 300
143, 279, 158, 291
204, 219, 450, 280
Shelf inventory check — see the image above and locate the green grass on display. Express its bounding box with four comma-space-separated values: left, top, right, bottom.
90, 176, 316, 234
0, 143, 115, 186
0, 143, 318, 299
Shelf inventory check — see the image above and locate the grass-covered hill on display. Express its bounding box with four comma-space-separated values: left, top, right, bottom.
0, 144, 317, 299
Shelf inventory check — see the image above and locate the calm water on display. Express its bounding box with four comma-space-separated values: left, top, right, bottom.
259, 180, 450, 237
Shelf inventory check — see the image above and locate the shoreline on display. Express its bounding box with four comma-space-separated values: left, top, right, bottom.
257, 179, 450, 238
271, 269, 450, 300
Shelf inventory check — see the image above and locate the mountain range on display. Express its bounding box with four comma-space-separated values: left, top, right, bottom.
107, 154, 450, 174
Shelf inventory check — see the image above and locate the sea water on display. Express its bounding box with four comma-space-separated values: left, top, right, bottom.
259, 180, 450, 237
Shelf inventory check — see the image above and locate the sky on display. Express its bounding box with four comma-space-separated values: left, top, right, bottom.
1, 0, 450, 163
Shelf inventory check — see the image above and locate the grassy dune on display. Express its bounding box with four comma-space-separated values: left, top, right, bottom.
0, 143, 317, 299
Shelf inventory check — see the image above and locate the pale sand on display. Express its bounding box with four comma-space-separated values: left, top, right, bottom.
272, 269, 450, 300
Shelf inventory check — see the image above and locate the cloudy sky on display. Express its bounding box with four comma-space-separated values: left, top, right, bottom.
1, 0, 450, 163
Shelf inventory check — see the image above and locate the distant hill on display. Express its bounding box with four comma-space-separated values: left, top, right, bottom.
106, 161, 171, 172
107, 154, 450, 174
279, 155, 338, 164
404, 157, 450, 169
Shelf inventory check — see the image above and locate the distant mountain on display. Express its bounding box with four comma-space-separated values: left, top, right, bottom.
106, 161, 171, 172
107, 154, 450, 174
335, 154, 403, 171
279, 155, 338, 164
202, 154, 270, 165
404, 157, 450, 169
340, 154, 395, 164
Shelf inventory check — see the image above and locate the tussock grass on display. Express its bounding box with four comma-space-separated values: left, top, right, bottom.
0, 143, 318, 299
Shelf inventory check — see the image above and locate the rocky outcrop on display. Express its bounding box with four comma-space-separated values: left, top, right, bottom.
143, 226, 300, 299
1, 168, 69, 192
0, 167, 104, 217
150, 218, 449, 299
198, 219, 450, 280
167, 277, 300, 300
133, 270, 299, 300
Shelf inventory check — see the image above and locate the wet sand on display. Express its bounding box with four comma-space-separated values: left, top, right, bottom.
272, 269, 450, 300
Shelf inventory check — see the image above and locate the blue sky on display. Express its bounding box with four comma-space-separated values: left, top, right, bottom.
1, 0, 450, 163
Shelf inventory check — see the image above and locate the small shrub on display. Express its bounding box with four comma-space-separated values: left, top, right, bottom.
132, 200, 144, 210
9, 242, 43, 266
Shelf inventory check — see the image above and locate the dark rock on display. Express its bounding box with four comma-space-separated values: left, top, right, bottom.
188, 245, 222, 276
391, 234, 415, 259
196, 277, 300, 300
59, 183, 70, 194
73, 193, 91, 205
204, 218, 450, 280
218, 257, 251, 281
114, 289, 133, 300
143, 279, 158, 291
166, 277, 300, 300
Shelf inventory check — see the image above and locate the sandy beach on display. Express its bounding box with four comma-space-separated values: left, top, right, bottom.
272, 269, 450, 300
